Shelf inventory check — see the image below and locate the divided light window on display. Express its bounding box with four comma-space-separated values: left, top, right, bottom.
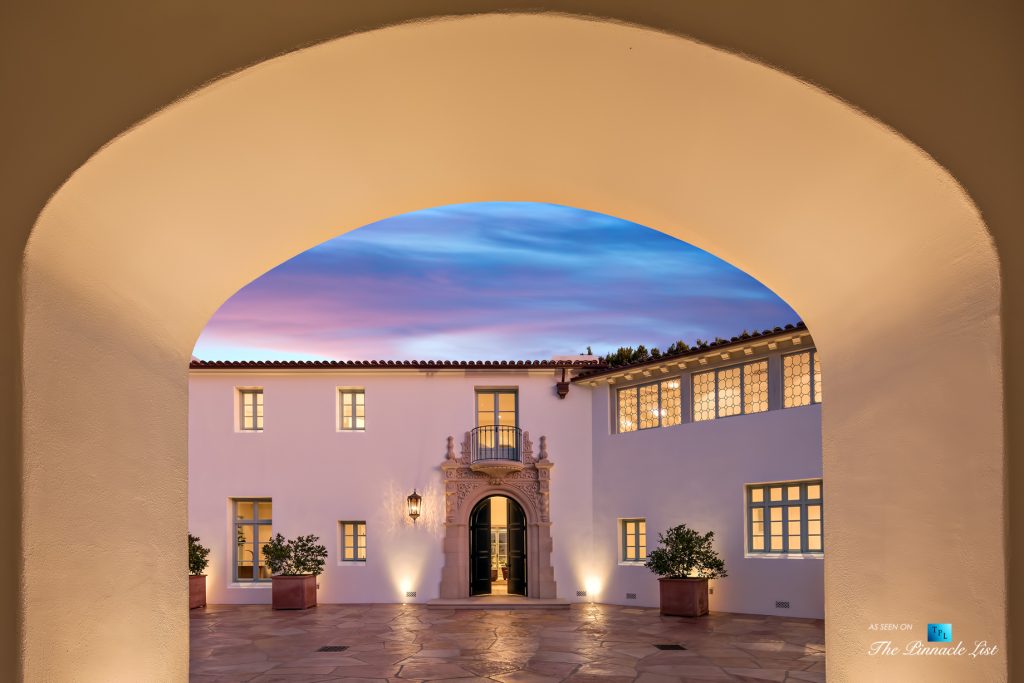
341, 521, 367, 561
747, 481, 823, 555
617, 379, 681, 433
782, 350, 822, 408
621, 518, 647, 562
233, 498, 272, 581
692, 360, 769, 422
238, 389, 264, 431
339, 389, 365, 431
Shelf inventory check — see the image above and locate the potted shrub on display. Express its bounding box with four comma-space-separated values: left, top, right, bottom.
500, 561, 509, 581
645, 524, 727, 617
263, 533, 328, 610
188, 533, 211, 609
490, 557, 499, 583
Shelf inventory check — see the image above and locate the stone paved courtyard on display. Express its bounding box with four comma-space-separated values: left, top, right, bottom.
190, 604, 825, 682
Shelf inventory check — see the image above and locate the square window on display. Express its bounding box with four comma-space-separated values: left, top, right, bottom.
746, 481, 823, 555
341, 521, 367, 561
238, 389, 264, 431
339, 389, 366, 431
621, 518, 646, 562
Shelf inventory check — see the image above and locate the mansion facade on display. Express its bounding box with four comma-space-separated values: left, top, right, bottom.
188, 323, 823, 618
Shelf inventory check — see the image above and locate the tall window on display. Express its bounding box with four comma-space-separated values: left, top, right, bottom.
692, 360, 770, 422
339, 389, 365, 431
621, 518, 647, 562
747, 481, 823, 554
617, 379, 682, 433
238, 388, 264, 431
476, 390, 518, 451
233, 498, 272, 581
340, 521, 366, 561
782, 350, 823, 408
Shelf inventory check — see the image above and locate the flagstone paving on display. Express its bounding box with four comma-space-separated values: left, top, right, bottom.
190, 604, 825, 682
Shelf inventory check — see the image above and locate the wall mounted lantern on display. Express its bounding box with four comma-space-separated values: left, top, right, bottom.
407, 489, 422, 523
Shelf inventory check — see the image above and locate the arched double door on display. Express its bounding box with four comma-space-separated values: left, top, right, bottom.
470, 495, 526, 596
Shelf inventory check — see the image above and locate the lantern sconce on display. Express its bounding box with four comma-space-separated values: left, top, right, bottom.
556, 367, 570, 399
406, 489, 422, 524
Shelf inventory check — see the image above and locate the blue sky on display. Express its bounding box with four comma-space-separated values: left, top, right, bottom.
192, 203, 798, 361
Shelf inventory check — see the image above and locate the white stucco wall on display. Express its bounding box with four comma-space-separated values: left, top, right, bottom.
590, 377, 824, 618
188, 368, 594, 604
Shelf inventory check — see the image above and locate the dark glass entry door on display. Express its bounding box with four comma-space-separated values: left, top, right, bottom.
506, 497, 527, 596
469, 496, 527, 597
470, 498, 491, 596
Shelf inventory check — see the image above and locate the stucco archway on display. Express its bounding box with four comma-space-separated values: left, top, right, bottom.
22, 13, 1003, 681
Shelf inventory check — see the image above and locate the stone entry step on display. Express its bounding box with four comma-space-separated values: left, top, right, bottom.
426, 596, 571, 609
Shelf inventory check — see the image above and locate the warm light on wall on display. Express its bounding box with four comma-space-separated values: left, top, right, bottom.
585, 577, 601, 599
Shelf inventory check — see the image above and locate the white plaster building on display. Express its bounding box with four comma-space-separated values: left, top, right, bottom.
189, 323, 822, 618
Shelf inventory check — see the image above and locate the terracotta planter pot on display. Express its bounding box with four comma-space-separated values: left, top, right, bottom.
490, 569, 498, 582
658, 577, 709, 617
271, 575, 318, 610
189, 574, 207, 609
501, 567, 509, 580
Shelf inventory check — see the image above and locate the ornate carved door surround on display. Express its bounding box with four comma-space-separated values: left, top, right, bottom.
439, 431, 557, 599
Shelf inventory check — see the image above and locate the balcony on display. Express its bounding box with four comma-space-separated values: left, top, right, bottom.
469, 425, 524, 479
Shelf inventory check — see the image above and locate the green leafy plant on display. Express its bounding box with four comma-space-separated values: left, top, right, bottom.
645, 524, 727, 579
262, 533, 328, 576
188, 533, 211, 575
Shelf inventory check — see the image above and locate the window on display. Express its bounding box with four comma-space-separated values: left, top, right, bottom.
621, 518, 647, 562
340, 521, 366, 561
617, 379, 681, 433
692, 359, 770, 422
238, 388, 264, 431
233, 498, 272, 581
747, 481, 823, 554
782, 350, 823, 408
339, 389, 365, 431
476, 389, 518, 452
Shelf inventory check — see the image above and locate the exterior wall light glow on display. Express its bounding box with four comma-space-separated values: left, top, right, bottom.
406, 489, 422, 523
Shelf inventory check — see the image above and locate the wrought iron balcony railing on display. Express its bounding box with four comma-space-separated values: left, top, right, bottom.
470, 425, 522, 463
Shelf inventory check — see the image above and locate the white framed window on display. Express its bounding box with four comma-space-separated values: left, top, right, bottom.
620, 518, 647, 562
338, 388, 365, 431
340, 521, 366, 561
616, 379, 681, 433
233, 498, 272, 581
782, 350, 822, 408
691, 359, 770, 422
747, 481, 823, 555
238, 388, 264, 431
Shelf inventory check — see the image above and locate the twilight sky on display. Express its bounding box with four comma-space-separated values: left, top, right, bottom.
193, 203, 798, 361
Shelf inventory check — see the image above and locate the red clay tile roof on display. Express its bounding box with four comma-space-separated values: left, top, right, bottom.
190, 359, 606, 370
572, 322, 809, 381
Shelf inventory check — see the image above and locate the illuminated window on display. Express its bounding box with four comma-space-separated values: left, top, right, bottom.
238, 388, 264, 431
747, 481, 823, 555
616, 379, 681, 433
693, 359, 770, 422
233, 498, 272, 581
339, 388, 365, 431
621, 518, 647, 562
783, 350, 822, 408
341, 521, 367, 561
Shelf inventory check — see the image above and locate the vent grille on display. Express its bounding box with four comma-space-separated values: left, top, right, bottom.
775, 600, 790, 609
317, 646, 348, 652
654, 644, 687, 651
406, 591, 417, 598
626, 593, 637, 600
576, 590, 587, 597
